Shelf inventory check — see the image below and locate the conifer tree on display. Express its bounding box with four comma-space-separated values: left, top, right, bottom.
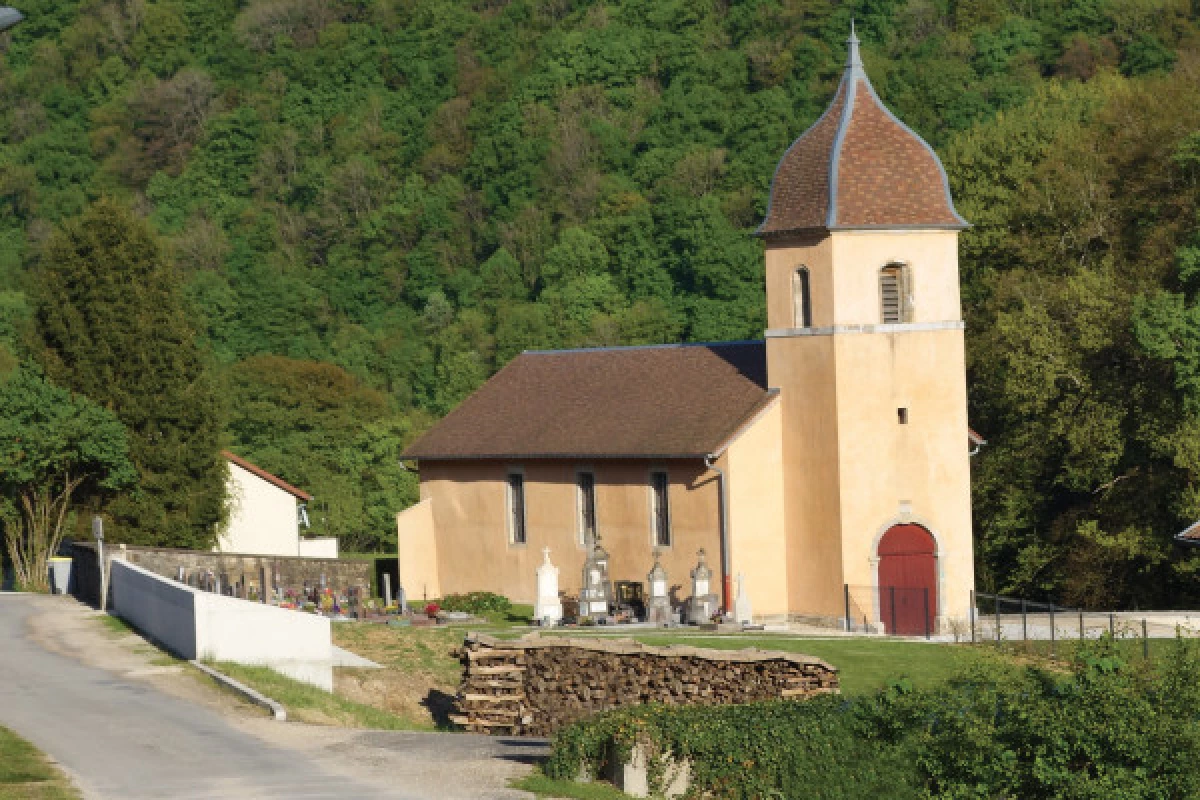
34, 199, 226, 548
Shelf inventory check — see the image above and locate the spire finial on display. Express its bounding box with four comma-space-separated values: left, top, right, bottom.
847, 19, 862, 69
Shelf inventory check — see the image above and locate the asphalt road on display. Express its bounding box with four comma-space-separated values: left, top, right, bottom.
0, 594, 543, 799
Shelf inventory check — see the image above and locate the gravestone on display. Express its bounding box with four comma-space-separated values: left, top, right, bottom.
579, 535, 612, 622
687, 549, 718, 624
535, 547, 563, 625
646, 551, 671, 626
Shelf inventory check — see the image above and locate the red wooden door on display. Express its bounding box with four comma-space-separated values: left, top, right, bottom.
878, 524, 937, 635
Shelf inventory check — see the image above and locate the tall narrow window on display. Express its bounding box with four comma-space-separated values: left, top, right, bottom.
507, 472, 526, 544
793, 267, 812, 328
880, 264, 908, 323
651, 471, 671, 547
577, 471, 596, 545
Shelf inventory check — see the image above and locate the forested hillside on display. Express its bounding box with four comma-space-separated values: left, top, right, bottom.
1, 0, 1198, 605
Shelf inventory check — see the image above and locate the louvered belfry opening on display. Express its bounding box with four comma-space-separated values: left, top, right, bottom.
880, 264, 903, 323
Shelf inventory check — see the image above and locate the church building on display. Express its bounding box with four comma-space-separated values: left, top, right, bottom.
398, 29, 976, 632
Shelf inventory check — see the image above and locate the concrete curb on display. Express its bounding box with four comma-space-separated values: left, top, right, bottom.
190, 661, 287, 721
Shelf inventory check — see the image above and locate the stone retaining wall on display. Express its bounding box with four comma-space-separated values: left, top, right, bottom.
69, 541, 370, 607
453, 633, 839, 736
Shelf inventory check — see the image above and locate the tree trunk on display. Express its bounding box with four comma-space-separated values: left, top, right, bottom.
4, 477, 81, 593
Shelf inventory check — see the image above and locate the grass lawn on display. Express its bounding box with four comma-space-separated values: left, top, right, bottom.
203, 661, 422, 730
512, 768, 631, 800
0, 727, 79, 800
585, 633, 972, 695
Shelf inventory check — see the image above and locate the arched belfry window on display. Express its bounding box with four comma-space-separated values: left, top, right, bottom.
880, 263, 911, 324
793, 267, 812, 328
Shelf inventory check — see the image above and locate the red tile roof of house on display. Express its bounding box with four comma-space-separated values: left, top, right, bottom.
402, 342, 776, 460
757, 25, 967, 236
222, 450, 312, 501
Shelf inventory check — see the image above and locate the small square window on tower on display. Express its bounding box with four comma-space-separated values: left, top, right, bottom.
898, 408, 909, 424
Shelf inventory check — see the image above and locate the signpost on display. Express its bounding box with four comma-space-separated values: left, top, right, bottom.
92, 516, 106, 611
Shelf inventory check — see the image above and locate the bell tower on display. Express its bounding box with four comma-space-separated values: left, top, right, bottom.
759, 25, 974, 630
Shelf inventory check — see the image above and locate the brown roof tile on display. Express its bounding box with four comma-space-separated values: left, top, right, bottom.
758, 28, 967, 236
403, 342, 774, 460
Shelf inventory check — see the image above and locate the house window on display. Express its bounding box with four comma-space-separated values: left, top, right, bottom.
577, 471, 596, 545
507, 472, 526, 545
650, 471, 671, 547
793, 267, 812, 328
898, 407, 909, 424
880, 263, 910, 324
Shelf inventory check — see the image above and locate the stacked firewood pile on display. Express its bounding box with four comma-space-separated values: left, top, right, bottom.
452, 633, 839, 736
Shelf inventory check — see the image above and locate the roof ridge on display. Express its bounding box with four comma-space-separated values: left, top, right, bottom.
522, 339, 764, 356
222, 450, 312, 501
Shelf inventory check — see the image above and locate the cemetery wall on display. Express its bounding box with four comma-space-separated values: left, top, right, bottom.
453, 633, 839, 736
70, 542, 372, 606
110, 559, 334, 690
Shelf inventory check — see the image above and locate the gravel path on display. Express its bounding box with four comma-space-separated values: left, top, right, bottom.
0, 593, 546, 799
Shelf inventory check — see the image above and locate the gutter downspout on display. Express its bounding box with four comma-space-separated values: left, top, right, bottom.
704, 454, 733, 614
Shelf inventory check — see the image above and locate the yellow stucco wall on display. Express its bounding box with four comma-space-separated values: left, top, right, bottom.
397, 498, 440, 601
831, 329, 975, 625
764, 228, 975, 627
407, 227, 975, 626
764, 230, 962, 330
415, 460, 723, 605
723, 398, 790, 617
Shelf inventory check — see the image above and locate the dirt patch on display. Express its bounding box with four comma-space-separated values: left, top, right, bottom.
332, 622, 463, 728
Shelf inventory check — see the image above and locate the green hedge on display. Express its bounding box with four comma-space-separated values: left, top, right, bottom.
546, 695, 920, 799
545, 637, 1200, 799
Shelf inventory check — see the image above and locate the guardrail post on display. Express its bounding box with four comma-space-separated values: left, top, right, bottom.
1078, 609, 1084, 641
1049, 602, 1056, 660
1143, 618, 1149, 659
1021, 598, 1028, 646
1109, 612, 1115, 639
844, 584, 851, 633
995, 594, 1001, 643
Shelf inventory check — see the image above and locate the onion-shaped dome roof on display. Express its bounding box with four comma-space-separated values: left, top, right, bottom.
757, 24, 968, 236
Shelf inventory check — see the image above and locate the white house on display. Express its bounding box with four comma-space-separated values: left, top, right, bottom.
219, 451, 338, 558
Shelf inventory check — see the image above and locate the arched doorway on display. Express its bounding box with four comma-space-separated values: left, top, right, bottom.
877, 524, 937, 635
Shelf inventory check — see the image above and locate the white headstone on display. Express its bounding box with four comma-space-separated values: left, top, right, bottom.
734, 572, 753, 624
535, 547, 562, 625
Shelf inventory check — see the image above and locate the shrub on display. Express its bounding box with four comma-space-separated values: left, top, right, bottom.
437, 591, 511, 615
545, 637, 1200, 799
545, 696, 921, 799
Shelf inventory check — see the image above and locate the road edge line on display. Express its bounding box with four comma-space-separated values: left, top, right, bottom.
190, 661, 287, 721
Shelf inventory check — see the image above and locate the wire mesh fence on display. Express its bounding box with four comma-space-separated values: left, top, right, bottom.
832, 586, 1200, 646
971, 592, 1200, 657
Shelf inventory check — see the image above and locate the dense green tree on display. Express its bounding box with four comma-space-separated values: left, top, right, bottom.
224, 355, 421, 551
2, 0, 1200, 591
0, 367, 136, 591
34, 198, 225, 548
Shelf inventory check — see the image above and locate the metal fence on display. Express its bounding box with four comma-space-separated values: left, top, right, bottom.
971, 591, 1200, 656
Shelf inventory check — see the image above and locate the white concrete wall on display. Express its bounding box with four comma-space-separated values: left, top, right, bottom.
110, 559, 334, 690
218, 462, 302, 557
298, 537, 338, 559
